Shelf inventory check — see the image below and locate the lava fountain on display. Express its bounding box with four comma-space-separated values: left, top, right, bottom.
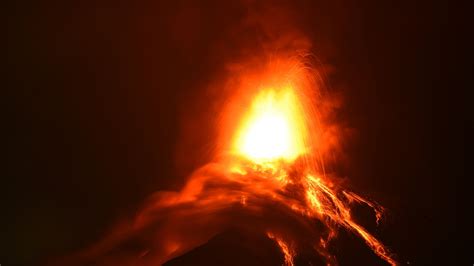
219, 73, 397, 265
233, 88, 307, 163
59, 57, 397, 266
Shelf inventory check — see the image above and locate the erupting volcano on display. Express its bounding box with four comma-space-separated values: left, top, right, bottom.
216, 72, 397, 265
61, 56, 397, 266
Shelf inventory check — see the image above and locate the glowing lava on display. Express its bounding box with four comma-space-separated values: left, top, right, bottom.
233, 88, 307, 163
63, 57, 398, 266
224, 67, 397, 265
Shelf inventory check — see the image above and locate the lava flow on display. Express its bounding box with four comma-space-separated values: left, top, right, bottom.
219, 81, 397, 265
61, 57, 397, 266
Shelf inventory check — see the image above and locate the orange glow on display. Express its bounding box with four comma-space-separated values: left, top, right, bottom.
72, 56, 397, 266
222, 62, 397, 264
267, 232, 295, 266
233, 88, 307, 163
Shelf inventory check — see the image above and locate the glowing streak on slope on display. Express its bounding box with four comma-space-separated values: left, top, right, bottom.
267, 232, 295, 266
305, 175, 397, 265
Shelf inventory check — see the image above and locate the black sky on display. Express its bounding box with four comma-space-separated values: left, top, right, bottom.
5, 0, 465, 265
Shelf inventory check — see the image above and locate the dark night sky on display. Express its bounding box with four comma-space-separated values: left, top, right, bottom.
5, 0, 466, 265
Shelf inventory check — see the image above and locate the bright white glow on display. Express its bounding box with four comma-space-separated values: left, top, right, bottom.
234, 88, 306, 162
